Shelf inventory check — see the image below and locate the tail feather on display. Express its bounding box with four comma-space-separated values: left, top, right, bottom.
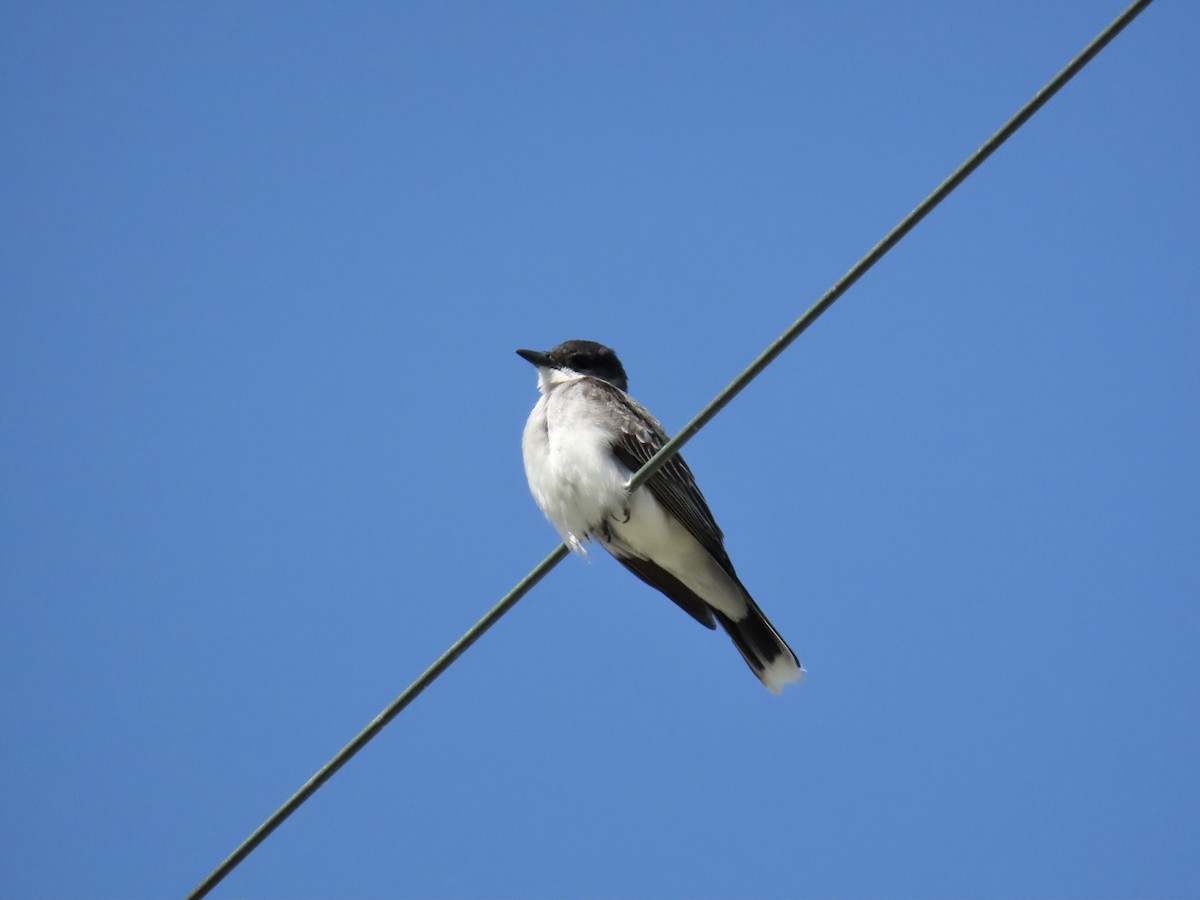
713, 601, 804, 694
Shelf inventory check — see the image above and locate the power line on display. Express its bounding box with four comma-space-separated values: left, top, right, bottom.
187, 545, 569, 900
185, 1, 1154, 896
626, 0, 1154, 495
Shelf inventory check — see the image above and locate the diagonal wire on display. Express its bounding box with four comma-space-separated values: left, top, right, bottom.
627, 0, 1154, 494
185, 1, 1153, 896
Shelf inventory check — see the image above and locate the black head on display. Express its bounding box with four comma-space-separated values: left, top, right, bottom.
516, 339, 629, 392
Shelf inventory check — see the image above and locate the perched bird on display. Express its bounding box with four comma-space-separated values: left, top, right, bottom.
517, 339, 802, 693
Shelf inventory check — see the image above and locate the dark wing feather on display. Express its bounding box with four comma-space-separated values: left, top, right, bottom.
579, 379, 736, 576
610, 553, 716, 629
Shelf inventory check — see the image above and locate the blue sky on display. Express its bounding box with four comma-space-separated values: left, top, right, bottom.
2, 2, 1197, 898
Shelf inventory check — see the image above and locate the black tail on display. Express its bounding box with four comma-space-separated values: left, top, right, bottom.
713, 600, 803, 694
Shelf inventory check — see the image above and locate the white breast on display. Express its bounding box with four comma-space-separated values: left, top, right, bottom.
522, 380, 632, 553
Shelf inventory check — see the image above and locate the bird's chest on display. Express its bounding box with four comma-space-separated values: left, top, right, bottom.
522, 389, 631, 538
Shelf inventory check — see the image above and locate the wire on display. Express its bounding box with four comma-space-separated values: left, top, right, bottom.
185, 1, 1154, 895
186, 545, 569, 900
627, 0, 1155, 494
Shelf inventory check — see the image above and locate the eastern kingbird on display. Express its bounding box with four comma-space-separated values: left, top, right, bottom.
517, 339, 802, 693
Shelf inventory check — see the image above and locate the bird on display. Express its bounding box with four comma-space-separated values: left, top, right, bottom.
517, 339, 802, 693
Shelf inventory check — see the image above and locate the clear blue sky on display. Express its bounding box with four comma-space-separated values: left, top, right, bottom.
2, 2, 1197, 898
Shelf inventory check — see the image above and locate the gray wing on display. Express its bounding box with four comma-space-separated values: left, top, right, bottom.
579, 378, 735, 576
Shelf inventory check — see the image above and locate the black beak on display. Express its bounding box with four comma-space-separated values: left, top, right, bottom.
516, 348, 552, 367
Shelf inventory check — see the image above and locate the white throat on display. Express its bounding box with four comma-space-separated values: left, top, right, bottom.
536, 366, 585, 394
